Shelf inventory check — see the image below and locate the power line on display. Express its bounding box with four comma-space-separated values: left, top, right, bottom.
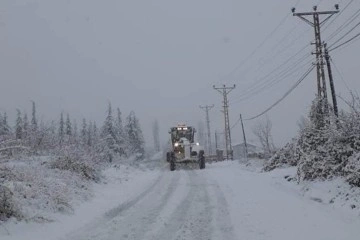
330, 58, 351, 92
230, 49, 312, 104
329, 20, 360, 48
219, 0, 302, 83
325, 7, 360, 42
231, 58, 314, 105
231, 57, 313, 105
236, 27, 310, 86
323, 0, 355, 32
329, 31, 360, 51
244, 65, 315, 121
237, 51, 311, 95
233, 44, 310, 98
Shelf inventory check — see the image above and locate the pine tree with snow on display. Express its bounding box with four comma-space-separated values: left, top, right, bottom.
87, 121, 93, 147
31, 101, 38, 132
0, 112, 11, 136
15, 109, 23, 140
59, 112, 64, 145
100, 103, 117, 162
125, 111, 145, 159
72, 119, 78, 144
114, 108, 126, 157
81, 118, 87, 145
66, 113, 72, 136
23, 113, 29, 140
0, 113, 5, 136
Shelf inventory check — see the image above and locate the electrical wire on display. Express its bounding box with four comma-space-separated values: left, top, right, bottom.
329, 31, 360, 51
323, 0, 355, 32
231, 57, 313, 104
244, 64, 315, 121
229, 45, 311, 103
231, 117, 241, 130
238, 27, 310, 84
231, 54, 312, 103
329, 20, 360, 48
330, 58, 351, 92
220, 0, 302, 83
326, 7, 360, 42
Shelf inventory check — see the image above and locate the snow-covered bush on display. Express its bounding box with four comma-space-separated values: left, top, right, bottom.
344, 153, 360, 187
49, 156, 99, 182
1, 158, 93, 221
264, 138, 299, 171
0, 184, 20, 221
265, 95, 360, 187
0, 101, 147, 222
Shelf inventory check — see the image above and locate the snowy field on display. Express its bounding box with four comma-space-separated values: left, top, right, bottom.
1, 158, 360, 240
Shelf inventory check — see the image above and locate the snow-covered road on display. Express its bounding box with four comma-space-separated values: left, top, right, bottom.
2, 160, 360, 240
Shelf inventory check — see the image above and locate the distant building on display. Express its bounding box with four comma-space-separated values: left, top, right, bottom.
232, 142, 260, 160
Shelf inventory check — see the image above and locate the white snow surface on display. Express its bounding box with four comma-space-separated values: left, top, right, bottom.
1, 159, 360, 240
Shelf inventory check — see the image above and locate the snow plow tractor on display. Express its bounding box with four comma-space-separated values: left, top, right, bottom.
166, 124, 205, 171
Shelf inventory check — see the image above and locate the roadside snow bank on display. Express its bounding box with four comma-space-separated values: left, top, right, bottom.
0, 157, 94, 223
206, 160, 360, 240
0, 162, 162, 240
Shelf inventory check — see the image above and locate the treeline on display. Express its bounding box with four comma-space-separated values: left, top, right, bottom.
0, 102, 145, 164
264, 94, 360, 187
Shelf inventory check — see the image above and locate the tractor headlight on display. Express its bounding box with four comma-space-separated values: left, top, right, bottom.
174, 142, 179, 147
196, 142, 199, 146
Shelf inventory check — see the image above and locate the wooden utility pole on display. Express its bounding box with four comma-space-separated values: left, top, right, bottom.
213, 84, 236, 160
200, 104, 214, 155
292, 5, 339, 111
240, 114, 248, 161
324, 43, 339, 117
215, 131, 218, 150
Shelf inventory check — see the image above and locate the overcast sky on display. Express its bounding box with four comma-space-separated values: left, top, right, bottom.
1, 0, 359, 149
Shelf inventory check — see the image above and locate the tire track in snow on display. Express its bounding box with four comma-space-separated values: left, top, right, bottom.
106, 171, 182, 240
207, 177, 237, 240
64, 170, 171, 240
150, 170, 214, 240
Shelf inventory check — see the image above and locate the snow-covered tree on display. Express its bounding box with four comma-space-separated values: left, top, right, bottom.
252, 117, 275, 158
15, 109, 23, 140
23, 113, 29, 139
58, 112, 64, 145
31, 101, 37, 132
125, 111, 145, 159
81, 118, 87, 145
65, 113, 72, 136
0, 112, 11, 136
100, 103, 118, 162
114, 108, 126, 157
87, 121, 93, 147
72, 119, 78, 144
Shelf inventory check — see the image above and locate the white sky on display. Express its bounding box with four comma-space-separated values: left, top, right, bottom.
1, 0, 359, 148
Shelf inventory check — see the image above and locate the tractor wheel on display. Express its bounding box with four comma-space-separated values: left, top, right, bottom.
170, 152, 176, 171
199, 150, 205, 169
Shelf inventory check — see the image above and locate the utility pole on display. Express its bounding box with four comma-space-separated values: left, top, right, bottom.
200, 104, 214, 155
213, 84, 236, 160
324, 43, 339, 117
215, 131, 218, 150
292, 5, 339, 109
240, 114, 248, 161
